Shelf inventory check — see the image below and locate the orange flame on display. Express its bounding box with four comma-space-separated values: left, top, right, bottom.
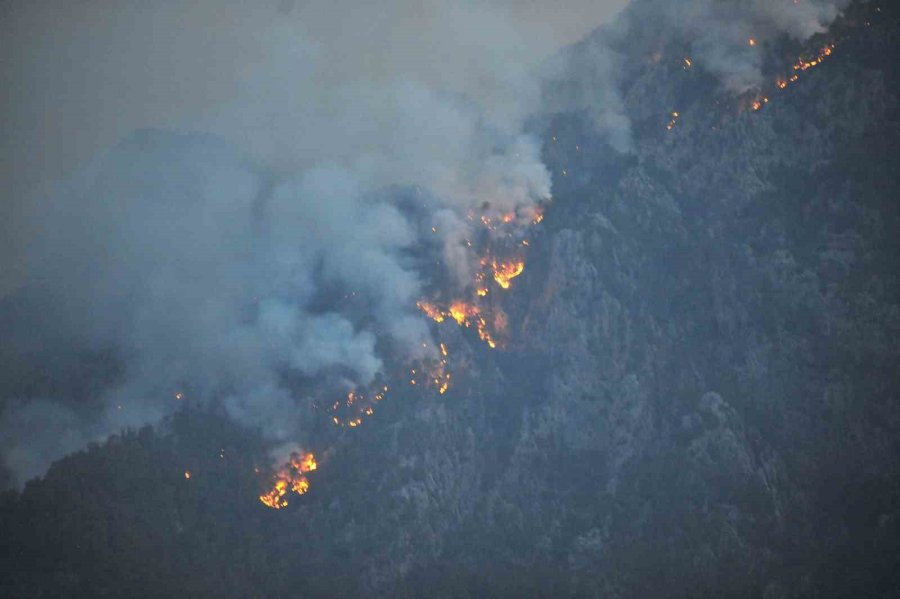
327, 385, 389, 429
791, 43, 836, 74
417, 300, 445, 323
491, 259, 525, 289
417, 300, 500, 349
259, 451, 317, 509
744, 42, 836, 114
666, 111, 680, 131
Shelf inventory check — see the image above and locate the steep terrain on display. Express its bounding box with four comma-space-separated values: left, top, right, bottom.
2, 2, 899, 597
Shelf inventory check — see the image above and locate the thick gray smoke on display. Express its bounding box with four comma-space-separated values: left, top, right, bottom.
1, 131, 431, 478
0, 0, 630, 487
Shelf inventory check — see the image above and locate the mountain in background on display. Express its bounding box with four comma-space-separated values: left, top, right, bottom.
2, 2, 898, 597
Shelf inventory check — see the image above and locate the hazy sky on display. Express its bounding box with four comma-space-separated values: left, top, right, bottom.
0, 1, 628, 203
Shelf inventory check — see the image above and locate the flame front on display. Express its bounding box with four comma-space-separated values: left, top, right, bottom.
259, 451, 317, 510
667, 39, 841, 128
491, 259, 525, 290
418, 300, 501, 350
746, 42, 837, 114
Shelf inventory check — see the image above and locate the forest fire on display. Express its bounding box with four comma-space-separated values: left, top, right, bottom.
413, 199, 543, 373
408, 346, 452, 394
262, 175, 545, 507
491, 259, 525, 289
760, 43, 838, 101
259, 451, 317, 509
751, 97, 769, 111
669, 35, 841, 126
740, 41, 837, 115
328, 386, 388, 428
794, 43, 834, 72
417, 300, 500, 349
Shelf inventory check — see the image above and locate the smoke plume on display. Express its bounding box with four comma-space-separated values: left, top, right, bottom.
0, 0, 630, 487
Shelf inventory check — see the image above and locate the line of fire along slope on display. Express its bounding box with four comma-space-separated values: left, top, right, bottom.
745, 41, 837, 113
668, 40, 838, 129
257, 202, 546, 508
663, 4, 887, 132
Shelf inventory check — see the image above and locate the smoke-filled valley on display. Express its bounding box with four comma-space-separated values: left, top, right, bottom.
2, 1, 899, 597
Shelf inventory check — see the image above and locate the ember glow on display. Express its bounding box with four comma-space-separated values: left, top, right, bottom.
406, 344, 452, 394
750, 97, 769, 111
327, 385, 388, 429
259, 451, 317, 510
666, 111, 680, 131
749, 42, 838, 113
793, 43, 835, 73
669, 33, 842, 127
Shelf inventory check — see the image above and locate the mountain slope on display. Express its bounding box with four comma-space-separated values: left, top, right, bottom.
2, 2, 898, 598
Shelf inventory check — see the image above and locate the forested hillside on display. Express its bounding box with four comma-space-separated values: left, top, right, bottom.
2, 2, 898, 597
